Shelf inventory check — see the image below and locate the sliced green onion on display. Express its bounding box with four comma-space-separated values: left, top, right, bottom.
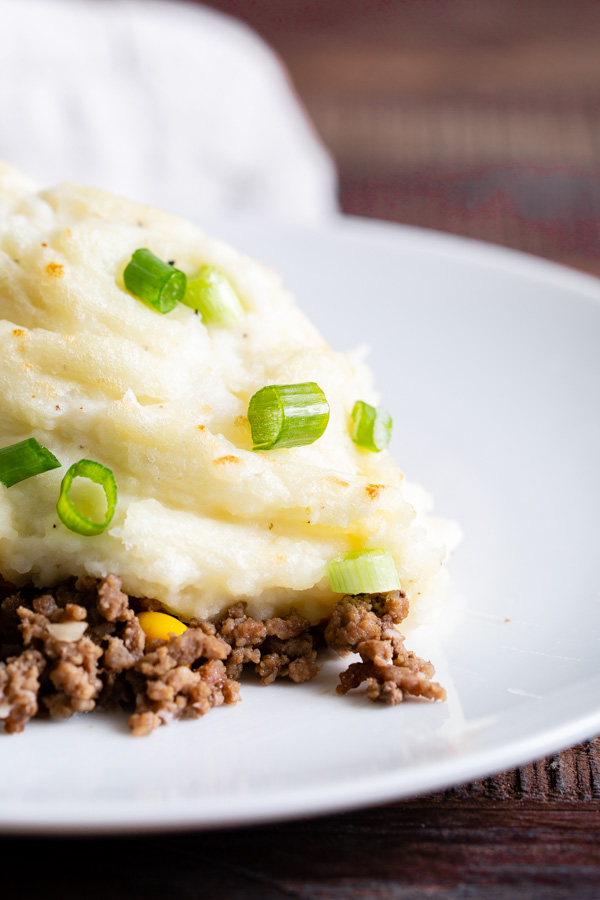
350, 401, 392, 452
327, 549, 400, 595
0, 438, 61, 488
56, 459, 117, 536
123, 249, 186, 314
248, 382, 330, 451
182, 265, 244, 326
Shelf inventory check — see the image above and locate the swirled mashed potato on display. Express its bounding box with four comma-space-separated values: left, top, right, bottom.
0, 162, 456, 626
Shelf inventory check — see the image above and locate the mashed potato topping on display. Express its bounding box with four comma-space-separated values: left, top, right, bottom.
0, 162, 455, 626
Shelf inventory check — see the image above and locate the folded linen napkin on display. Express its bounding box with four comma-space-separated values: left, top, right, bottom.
0, 0, 337, 222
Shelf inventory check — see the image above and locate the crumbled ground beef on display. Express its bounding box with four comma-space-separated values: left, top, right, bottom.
214, 602, 320, 684
0, 649, 44, 734
215, 602, 268, 679
0, 578, 444, 735
324, 592, 446, 704
127, 629, 239, 737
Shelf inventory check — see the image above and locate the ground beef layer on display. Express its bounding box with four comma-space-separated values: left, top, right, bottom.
0, 576, 445, 736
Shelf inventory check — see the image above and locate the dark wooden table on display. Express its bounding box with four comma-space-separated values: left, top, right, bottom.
8, 2, 600, 895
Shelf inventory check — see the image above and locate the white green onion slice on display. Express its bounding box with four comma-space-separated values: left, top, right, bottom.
56, 459, 117, 536
0, 438, 61, 488
350, 401, 392, 452
123, 249, 186, 314
327, 549, 400, 595
182, 265, 244, 325
248, 382, 330, 451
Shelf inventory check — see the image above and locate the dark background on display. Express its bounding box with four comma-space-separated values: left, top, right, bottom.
8, 2, 600, 897
201, 0, 600, 277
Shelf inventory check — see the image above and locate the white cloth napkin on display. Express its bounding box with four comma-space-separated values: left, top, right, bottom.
0, 0, 337, 222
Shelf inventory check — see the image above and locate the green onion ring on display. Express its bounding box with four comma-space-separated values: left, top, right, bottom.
248, 382, 330, 451
123, 249, 186, 314
327, 549, 400, 595
0, 438, 61, 488
350, 401, 393, 452
182, 265, 245, 325
56, 459, 117, 536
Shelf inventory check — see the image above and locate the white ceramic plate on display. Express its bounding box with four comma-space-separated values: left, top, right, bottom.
2, 215, 600, 834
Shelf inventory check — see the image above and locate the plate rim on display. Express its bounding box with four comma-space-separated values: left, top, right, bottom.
2, 214, 600, 833
2, 674, 600, 835
210, 209, 600, 304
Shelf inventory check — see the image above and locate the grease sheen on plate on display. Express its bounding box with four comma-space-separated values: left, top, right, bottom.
2, 215, 600, 833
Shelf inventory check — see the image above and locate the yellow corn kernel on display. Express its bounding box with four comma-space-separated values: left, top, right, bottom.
137, 611, 187, 643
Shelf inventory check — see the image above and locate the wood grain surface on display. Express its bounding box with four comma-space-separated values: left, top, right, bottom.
8, 2, 600, 896
4, 744, 600, 898
206, 0, 600, 277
